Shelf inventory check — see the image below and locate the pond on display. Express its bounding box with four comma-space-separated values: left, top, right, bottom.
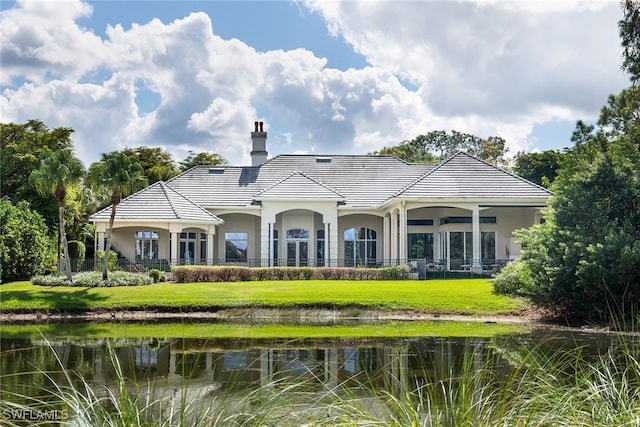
0, 319, 637, 425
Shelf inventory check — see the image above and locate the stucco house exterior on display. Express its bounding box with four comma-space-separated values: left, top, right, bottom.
91, 122, 552, 273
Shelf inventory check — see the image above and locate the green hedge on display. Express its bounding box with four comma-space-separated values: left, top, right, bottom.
172, 265, 410, 283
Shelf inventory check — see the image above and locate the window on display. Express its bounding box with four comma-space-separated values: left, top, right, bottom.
272, 229, 279, 266
408, 233, 434, 259
135, 231, 159, 260
344, 227, 377, 267
225, 232, 248, 262
407, 219, 434, 226
179, 232, 197, 264
439, 216, 497, 225
200, 233, 207, 264
317, 230, 325, 267
481, 231, 496, 262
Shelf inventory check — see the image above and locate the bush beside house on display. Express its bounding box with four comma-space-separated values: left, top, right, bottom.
172, 265, 410, 283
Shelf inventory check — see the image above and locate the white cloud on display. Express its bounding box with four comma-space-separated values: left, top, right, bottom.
304, 0, 628, 154
0, 0, 630, 169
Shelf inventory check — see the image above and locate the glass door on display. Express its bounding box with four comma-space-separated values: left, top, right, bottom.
286, 240, 309, 267
286, 228, 309, 267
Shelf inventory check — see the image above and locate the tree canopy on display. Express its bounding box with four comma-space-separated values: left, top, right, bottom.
372, 130, 509, 166
179, 150, 228, 171
503, 2, 640, 323
1, 120, 75, 230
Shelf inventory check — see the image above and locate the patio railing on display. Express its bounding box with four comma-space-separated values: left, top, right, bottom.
59, 257, 513, 278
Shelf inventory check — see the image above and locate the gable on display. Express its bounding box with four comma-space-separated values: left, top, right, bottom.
91, 181, 222, 223
395, 152, 553, 200
253, 171, 345, 201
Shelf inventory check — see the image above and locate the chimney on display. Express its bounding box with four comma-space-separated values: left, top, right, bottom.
250, 121, 268, 166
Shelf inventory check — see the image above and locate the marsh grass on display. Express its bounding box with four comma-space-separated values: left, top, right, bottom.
1, 335, 639, 426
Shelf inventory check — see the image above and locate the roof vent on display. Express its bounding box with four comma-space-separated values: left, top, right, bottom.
209, 168, 225, 174
316, 157, 332, 163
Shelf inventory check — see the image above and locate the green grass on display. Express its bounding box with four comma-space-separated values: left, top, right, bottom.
0, 279, 526, 315
0, 319, 528, 340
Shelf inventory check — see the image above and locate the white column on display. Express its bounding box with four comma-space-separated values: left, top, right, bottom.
328, 215, 338, 267
390, 210, 398, 264
382, 214, 390, 266
399, 202, 407, 262
97, 232, 105, 252
171, 232, 179, 266
260, 215, 270, 267
472, 205, 482, 273
207, 233, 214, 265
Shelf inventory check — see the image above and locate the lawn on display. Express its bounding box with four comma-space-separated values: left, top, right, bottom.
0, 279, 527, 315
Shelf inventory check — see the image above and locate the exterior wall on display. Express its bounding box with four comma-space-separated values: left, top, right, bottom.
216, 213, 260, 263
108, 227, 170, 261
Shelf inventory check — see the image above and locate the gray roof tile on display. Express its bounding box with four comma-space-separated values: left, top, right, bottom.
395, 152, 553, 200
254, 171, 345, 200
91, 181, 223, 223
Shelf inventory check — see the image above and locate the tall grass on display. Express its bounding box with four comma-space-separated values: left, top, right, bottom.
1, 335, 638, 426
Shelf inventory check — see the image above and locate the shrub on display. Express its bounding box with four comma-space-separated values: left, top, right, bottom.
0, 199, 55, 282
148, 269, 165, 283
171, 265, 412, 283
95, 250, 118, 272
31, 271, 153, 287
492, 260, 532, 297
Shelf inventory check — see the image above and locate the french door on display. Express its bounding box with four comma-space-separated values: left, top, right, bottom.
287, 240, 309, 267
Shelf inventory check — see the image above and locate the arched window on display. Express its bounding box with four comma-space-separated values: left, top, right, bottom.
344, 227, 377, 267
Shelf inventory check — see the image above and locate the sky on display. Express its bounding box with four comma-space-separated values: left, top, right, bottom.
0, 0, 631, 167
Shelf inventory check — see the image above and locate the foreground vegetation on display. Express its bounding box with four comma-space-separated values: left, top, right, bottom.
0, 279, 526, 315
1, 334, 637, 426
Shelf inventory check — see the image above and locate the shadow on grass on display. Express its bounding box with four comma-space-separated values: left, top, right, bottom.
0, 287, 109, 312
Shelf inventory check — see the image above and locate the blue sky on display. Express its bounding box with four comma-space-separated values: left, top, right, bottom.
0, 0, 629, 166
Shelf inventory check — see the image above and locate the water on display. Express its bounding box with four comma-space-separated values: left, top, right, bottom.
0, 320, 633, 424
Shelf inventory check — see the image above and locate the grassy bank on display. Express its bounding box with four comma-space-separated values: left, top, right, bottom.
0, 279, 527, 315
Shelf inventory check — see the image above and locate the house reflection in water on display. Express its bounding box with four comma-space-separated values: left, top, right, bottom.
79, 336, 513, 396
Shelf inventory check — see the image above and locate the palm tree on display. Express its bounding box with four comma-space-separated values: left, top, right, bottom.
88, 151, 147, 280
29, 149, 85, 282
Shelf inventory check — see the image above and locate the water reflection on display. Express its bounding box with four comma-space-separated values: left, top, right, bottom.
0, 322, 635, 424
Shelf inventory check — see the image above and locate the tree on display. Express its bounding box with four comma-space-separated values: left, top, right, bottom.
371, 130, 509, 165
0, 199, 55, 282
1, 120, 74, 229
179, 151, 228, 171
508, 2, 640, 322
87, 151, 147, 280
620, 0, 640, 83
512, 150, 565, 188
122, 146, 179, 184
29, 149, 85, 282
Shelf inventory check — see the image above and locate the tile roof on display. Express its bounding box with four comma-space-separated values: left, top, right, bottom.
253, 171, 345, 200
91, 181, 223, 223
167, 155, 432, 208
394, 152, 553, 200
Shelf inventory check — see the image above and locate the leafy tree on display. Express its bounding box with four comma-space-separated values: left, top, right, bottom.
29, 149, 85, 282
373, 139, 437, 163
620, 0, 640, 83
179, 150, 228, 171
0, 199, 55, 282
509, 4, 640, 322
372, 130, 509, 166
512, 150, 565, 188
87, 151, 147, 280
0, 120, 74, 229
122, 146, 179, 184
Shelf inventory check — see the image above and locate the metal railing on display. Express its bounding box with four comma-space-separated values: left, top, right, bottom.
60, 257, 512, 277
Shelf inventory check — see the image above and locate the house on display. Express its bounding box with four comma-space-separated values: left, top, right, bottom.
91, 122, 552, 273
